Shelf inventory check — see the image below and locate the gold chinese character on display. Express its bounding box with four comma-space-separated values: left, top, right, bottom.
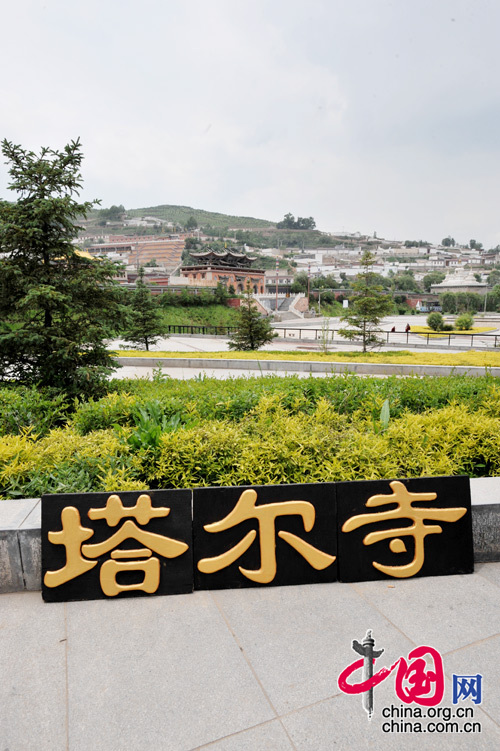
197, 488, 336, 583
44, 507, 97, 587
342, 481, 467, 578
44, 494, 188, 596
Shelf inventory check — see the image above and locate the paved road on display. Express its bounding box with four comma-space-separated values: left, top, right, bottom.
108, 313, 500, 381
112, 314, 500, 355
115, 364, 390, 381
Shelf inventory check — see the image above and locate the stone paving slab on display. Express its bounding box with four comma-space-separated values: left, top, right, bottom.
211, 582, 414, 715
116, 356, 500, 378
474, 560, 500, 587
281, 692, 500, 751
195, 720, 295, 751
0, 592, 67, 751
444, 632, 500, 727
0, 498, 39, 529
351, 571, 500, 653
114, 365, 340, 381
66, 591, 275, 751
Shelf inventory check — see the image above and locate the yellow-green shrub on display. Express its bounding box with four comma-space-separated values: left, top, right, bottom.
3, 400, 500, 499
150, 400, 399, 488
0, 428, 143, 498
150, 401, 500, 488
152, 421, 245, 488
384, 405, 500, 477
70, 392, 140, 434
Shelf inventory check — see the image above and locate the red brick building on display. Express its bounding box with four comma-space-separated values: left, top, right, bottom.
89, 236, 185, 272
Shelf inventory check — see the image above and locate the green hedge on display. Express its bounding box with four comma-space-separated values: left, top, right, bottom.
0, 428, 142, 498
69, 373, 500, 435
2, 398, 500, 499
3, 374, 500, 439
0, 386, 69, 437
2, 374, 500, 498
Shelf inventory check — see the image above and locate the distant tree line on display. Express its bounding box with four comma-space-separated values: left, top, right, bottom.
98, 204, 125, 224
439, 288, 500, 313
276, 213, 316, 230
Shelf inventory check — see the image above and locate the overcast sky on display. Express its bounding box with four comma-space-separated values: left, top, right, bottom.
1, 0, 499, 246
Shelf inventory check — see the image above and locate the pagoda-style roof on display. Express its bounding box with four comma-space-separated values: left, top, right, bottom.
432, 270, 488, 290
187, 249, 258, 267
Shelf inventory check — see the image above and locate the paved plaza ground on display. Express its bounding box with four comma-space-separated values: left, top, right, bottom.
2, 564, 500, 750
110, 313, 495, 381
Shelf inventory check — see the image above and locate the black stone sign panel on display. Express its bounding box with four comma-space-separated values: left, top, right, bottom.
336, 475, 473, 583
42, 490, 193, 602
193, 483, 337, 590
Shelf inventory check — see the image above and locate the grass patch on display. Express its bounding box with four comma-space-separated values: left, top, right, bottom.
159, 305, 239, 328
115, 349, 500, 367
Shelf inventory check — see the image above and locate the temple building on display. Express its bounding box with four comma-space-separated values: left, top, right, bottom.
180, 249, 265, 293
430, 269, 489, 296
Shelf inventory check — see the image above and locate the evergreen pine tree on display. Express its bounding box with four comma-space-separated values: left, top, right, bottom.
339, 251, 394, 352
0, 138, 125, 396
228, 285, 277, 351
124, 267, 168, 351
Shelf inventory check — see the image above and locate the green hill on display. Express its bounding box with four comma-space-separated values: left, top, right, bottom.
125, 204, 276, 230
83, 204, 339, 248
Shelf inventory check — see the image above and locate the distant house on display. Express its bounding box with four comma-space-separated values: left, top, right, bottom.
89, 236, 185, 272
264, 270, 293, 295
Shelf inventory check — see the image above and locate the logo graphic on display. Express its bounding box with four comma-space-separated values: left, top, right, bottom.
338, 629, 445, 719
338, 629, 484, 731
349, 630, 384, 719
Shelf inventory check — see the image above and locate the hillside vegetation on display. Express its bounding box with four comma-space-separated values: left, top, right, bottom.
125, 204, 276, 230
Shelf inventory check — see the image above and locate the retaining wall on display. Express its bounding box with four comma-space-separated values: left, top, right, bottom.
117, 356, 500, 378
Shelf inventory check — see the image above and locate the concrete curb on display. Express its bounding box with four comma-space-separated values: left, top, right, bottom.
0, 498, 41, 593
1, 478, 499, 594
116, 356, 500, 377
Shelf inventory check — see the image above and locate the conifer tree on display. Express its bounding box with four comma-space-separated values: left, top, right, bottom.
339, 250, 394, 352
228, 285, 277, 351
0, 138, 125, 396
123, 266, 168, 351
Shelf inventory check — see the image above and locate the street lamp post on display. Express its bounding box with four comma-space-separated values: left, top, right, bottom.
275, 257, 279, 313
315, 288, 337, 316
